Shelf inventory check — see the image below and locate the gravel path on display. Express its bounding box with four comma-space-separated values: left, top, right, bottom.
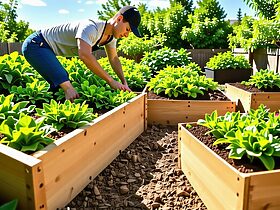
61, 125, 207, 210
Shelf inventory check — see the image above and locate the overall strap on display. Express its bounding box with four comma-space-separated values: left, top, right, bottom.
92, 20, 107, 52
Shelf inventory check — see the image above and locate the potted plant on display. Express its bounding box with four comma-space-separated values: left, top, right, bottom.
178, 105, 280, 210
146, 63, 235, 125
205, 51, 252, 84
225, 69, 280, 112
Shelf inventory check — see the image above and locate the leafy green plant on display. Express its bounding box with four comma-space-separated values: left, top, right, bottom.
197, 104, 280, 170
147, 64, 217, 99
118, 33, 166, 58
0, 113, 54, 153
206, 51, 251, 70
140, 47, 191, 76
241, 69, 280, 90
98, 57, 151, 91
10, 78, 53, 104
228, 17, 280, 51
0, 94, 35, 123
0, 199, 18, 210
0, 52, 36, 91
181, 18, 232, 49
36, 99, 98, 131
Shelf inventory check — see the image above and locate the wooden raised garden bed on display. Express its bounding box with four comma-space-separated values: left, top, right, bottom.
204, 67, 252, 84
0, 93, 146, 210
178, 123, 280, 210
225, 83, 280, 112
147, 91, 236, 125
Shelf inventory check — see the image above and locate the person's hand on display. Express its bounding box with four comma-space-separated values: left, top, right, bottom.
108, 79, 131, 91
123, 82, 132, 92
64, 87, 80, 102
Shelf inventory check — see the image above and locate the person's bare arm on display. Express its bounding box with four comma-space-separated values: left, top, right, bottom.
77, 38, 126, 90
105, 45, 131, 91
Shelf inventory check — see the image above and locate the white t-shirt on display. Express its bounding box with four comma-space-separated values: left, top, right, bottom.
41, 19, 116, 56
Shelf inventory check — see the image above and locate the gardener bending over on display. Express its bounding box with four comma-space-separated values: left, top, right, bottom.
22, 6, 142, 102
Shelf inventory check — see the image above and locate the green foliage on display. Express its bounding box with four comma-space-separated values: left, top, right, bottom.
0, 113, 54, 153
197, 104, 280, 170
0, 0, 33, 41
118, 33, 166, 57
250, 19, 280, 49
243, 0, 278, 19
0, 94, 35, 124
241, 69, 280, 90
98, 57, 151, 91
36, 99, 98, 131
10, 78, 53, 104
228, 16, 254, 50
170, 0, 193, 15
147, 64, 218, 99
229, 16, 280, 51
141, 4, 190, 49
71, 80, 136, 110
206, 51, 251, 70
0, 21, 17, 42
192, 0, 226, 21
140, 47, 191, 75
0, 52, 36, 91
0, 199, 18, 210
97, 0, 132, 21
237, 8, 242, 23
181, 18, 232, 49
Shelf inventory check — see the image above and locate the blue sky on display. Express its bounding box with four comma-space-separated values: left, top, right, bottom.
13, 0, 256, 30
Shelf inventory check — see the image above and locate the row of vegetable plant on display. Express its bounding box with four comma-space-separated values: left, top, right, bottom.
195, 104, 280, 170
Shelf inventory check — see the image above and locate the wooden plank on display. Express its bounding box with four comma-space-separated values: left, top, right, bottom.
251, 93, 280, 111
0, 42, 8, 55
180, 125, 246, 210
32, 93, 145, 209
247, 171, 280, 210
226, 84, 280, 112
225, 84, 252, 112
0, 144, 47, 210
8, 42, 23, 54
148, 100, 235, 125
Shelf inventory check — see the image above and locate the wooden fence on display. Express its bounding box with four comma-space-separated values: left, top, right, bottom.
1, 42, 279, 73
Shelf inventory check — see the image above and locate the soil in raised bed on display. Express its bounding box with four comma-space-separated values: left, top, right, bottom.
187, 124, 280, 173
148, 89, 229, 101
229, 82, 280, 93
60, 125, 207, 210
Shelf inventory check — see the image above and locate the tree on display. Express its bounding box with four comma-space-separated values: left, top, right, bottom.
0, 0, 32, 41
97, 0, 132, 21
169, 0, 194, 16
237, 8, 242, 23
193, 0, 227, 21
243, 0, 278, 19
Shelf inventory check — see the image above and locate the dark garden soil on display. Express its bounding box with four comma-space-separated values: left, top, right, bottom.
147, 90, 229, 101
230, 82, 280, 92
60, 125, 207, 210
187, 124, 280, 173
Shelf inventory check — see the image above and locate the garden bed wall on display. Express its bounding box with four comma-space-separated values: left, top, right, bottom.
178, 123, 280, 210
0, 93, 146, 210
147, 99, 236, 125
225, 83, 280, 112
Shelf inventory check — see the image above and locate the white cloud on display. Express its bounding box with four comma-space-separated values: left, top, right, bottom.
78, 8, 85, 13
147, 0, 169, 9
77, 0, 82, 3
21, 0, 47, 6
85, 1, 94, 4
58, 9, 70, 14
96, 0, 107, 4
